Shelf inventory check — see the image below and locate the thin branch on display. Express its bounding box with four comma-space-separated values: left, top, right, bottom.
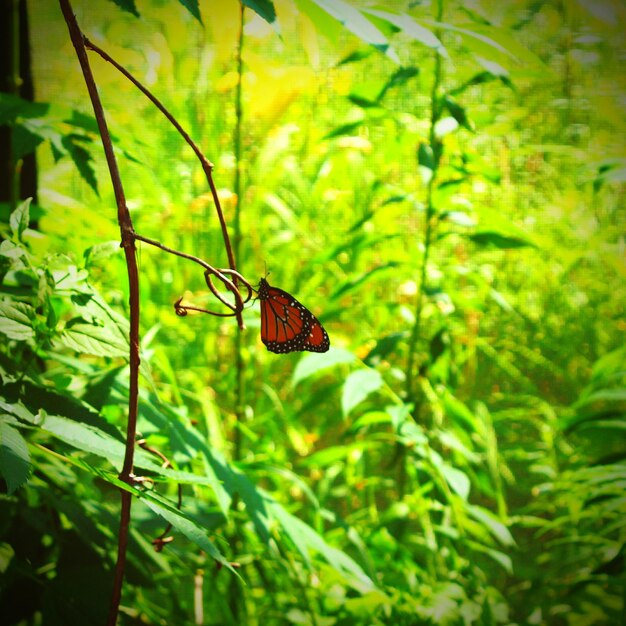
58, 2, 140, 624
84, 36, 244, 329
134, 232, 252, 322
233, 0, 245, 463
405, 0, 444, 405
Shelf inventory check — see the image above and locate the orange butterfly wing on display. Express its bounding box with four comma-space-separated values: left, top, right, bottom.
259, 278, 329, 354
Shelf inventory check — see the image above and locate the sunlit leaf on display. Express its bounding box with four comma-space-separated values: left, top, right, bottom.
57, 322, 128, 358
242, 0, 277, 24
0, 422, 31, 494
9, 198, 31, 240
363, 9, 448, 58
0, 302, 36, 341
141, 490, 235, 571
298, 0, 399, 63
440, 463, 471, 500
292, 348, 356, 386
342, 369, 384, 416
270, 504, 376, 592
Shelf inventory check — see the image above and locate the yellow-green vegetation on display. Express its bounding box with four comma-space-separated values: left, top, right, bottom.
1, 0, 625, 624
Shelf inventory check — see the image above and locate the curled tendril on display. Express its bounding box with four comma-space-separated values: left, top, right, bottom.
173, 268, 254, 321
174, 297, 188, 316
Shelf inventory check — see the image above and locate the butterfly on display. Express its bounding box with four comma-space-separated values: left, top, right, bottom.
258, 277, 330, 354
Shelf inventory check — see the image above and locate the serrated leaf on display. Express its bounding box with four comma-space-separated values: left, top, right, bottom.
9, 198, 31, 239
0, 301, 36, 341
0, 399, 229, 490
0, 239, 27, 260
342, 369, 383, 416
62, 135, 99, 196
57, 322, 128, 358
0, 422, 32, 494
0, 93, 49, 124
242, 0, 276, 24
13, 124, 44, 159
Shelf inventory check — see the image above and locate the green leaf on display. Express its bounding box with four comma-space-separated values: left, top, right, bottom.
441, 391, 478, 432
299, 0, 399, 64
443, 96, 473, 131
440, 463, 471, 500
336, 49, 375, 66
62, 135, 99, 196
270, 504, 375, 592
242, 0, 277, 24
349, 411, 392, 432
0, 301, 36, 341
107, 0, 140, 17
465, 540, 513, 574
348, 94, 382, 109
342, 369, 384, 416
9, 198, 31, 240
469, 231, 536, 249
418, 142, 435, 170
140, 490, 235, 571
13, 124, 44, 159
0, 239, 27, 260
56, 321, 129, 358
330, 263, 398, 300
377, 66, 420, 101
292, 348, 356, 386
363, 9, 448, 58
467, 504, 515, 546
441, 211, 476, 227
0, 92, 49, 123
364, 332, 408, 366
323, 120, 364, 139
178, 0, 202, 23
0, 422, 32, 494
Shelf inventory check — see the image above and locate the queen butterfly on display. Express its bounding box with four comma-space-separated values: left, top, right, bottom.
258, 277, 330, 354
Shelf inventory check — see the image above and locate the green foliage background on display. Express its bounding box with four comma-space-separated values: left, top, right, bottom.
1, 0, 625, 624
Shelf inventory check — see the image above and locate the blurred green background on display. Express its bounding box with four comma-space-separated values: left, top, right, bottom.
1, 0, 625, 624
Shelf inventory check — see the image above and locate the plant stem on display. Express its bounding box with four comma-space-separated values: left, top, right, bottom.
233, 0, 245, 465
404, 0, 444, 406
58, 2, 140, 624
83, 36, 244, 330
229, 7, 246, 622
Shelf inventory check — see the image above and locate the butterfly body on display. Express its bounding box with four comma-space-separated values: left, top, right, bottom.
258, 278, 330, 353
